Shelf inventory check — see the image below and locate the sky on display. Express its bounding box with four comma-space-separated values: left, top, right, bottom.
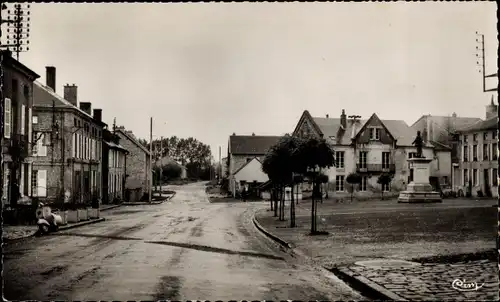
5, 2, 498, 160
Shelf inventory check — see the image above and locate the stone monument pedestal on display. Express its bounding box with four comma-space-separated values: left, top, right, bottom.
398, 157, 442, 203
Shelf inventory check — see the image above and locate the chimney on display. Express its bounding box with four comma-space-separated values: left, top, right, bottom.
46, 66, 56, 92
79, 102, 92, 115
64, 84, 78, 106
340, 109, 347, 129
252, 133, 255, 136
326, 114, 329, 118
486, 95, 498, 119
426, 117, 433, 142
452, 112, 457, 118
232, 132, 236, 136
93, 109, 102, 122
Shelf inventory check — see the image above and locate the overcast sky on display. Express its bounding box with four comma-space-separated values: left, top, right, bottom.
9, 2, 498, 159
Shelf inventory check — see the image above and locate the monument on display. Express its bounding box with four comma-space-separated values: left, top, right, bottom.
398, 131, 442, 203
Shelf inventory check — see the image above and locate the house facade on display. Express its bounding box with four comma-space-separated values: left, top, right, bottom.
31, 67, 106, 205
1, 50, 40, 207
456, 98, 498, 197
227, 133, 281, 196
114, 126, 152, 202
102, 128, 128, 204
293, 110, 452, 198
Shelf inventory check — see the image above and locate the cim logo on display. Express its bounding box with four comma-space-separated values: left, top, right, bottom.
452, 279, 484, 291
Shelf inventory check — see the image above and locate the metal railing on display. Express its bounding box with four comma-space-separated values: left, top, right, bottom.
356, 163, 395, 173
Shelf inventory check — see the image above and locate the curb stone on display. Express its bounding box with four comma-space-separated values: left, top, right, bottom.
252, 215, 293, 249
100, 204, 122, 211
2, 217, 106, 243
331, 267, 408, 301
122, 192, 176, 206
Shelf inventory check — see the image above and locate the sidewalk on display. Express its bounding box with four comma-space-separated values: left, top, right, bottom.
253, 202, 498, 300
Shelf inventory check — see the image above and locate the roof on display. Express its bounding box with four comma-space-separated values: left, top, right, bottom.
2, 50, 40, 80
458, 116, 498, 133
411, 115, 483, 132
310, 113, 432, 147
115, 128, 151, 156
429, 140, 452, 151
229, 135, 282, 155
233, 157, 261, 175
33, 81, 107, 126
104, 141, 128, 153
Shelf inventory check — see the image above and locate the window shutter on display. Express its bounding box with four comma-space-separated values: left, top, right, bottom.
37, 170, 47, 197
21, 104, 25, 135
20, 164, 25, 196
72, 133, 76, 158
27, 164, 32, 196
28, 107, 32, 143
4, 98, 11, 138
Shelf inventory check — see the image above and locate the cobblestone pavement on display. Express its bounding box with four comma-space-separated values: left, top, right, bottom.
340, 260, 499, 301
3, 225, 38, 240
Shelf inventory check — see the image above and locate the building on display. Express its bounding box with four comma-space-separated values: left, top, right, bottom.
292, 109, 452, 198
102, 127, 128, 204
411, 112, 482, 166
227, 133, 281, 196
155, 156, 187, 180
456, 98, 498, 197
1, 50, 40, 207
31, 66, 106, 205
114, 126, 152, 202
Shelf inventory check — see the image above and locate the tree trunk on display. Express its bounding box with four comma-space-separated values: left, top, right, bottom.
280, 185, 284, 221
270, 188, 274, 211
273, 187, 278, 217
290, 184, 295, 228
311, 182, 316, 234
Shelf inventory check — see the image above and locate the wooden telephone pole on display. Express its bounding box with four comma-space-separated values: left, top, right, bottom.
476, 32, 497, 93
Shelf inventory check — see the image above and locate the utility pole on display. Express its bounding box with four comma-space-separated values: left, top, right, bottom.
218, 146, 221, 182
160, 136, 163, 190
149, 117, 152, 203
475, 32, 497, 93
1, 3, 30, 61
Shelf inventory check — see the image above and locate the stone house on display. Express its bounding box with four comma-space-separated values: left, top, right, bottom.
114, 126, 152, 202
31, 67, 106, 205
155, 156, 187, 181
1, 50, 40, 207
102, 127, 128, 204
292, 109, 452, 198
227, 133, 281, 196
456, 98, 498, 197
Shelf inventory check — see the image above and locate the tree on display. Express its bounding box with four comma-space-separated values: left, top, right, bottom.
377, 173, 394, 200
162, 162, 183, 180
346, 173, 362, 202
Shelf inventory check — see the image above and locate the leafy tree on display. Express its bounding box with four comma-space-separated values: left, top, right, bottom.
346, 173, 362, 202
377, 173, 394, 200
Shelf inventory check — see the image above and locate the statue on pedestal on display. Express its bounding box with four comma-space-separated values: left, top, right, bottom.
412, 131, 423, 158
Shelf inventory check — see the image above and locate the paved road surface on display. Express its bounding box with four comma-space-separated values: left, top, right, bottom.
3, 182, 364, 301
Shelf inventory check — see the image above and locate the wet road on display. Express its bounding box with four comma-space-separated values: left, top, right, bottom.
3, 182, 364, 301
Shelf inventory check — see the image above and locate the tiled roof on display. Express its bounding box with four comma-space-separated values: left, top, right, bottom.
104, 141, 128, 152
229, 135, 282, 155
115, 128, 151, 156
427, 115, 483, 132
458, 116, 498, 133
33, 81, 94, 119
311, 115, 433, 147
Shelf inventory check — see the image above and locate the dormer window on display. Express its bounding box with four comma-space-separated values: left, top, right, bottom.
369, 127, 381, 140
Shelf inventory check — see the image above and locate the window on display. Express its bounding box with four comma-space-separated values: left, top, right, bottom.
359, 151, 367, 168
12, 79, 18, 101
23, 85, 29, 100
335, 175, 345, 191
4, 98, 11, 138
382, 152, 391, 169
409, 152, 418, 159
463, 169, 468, 185
33, 132, 47, 156
28, 108, 32, 143
369, 127, 381, 140
493, 143, 498, 160
20, 104, 25, 135
37, 170, 47, 197
493, 169, 498, 187
360, 176, 368, 191
31, 170, 38, 197
32, 115, 38, 124
472, 145, 477, 161
74, 118, 77, 127
472, 169, 478, 186
382, 182, 390, 192
72, 133, 76, 158
483, 144, 489, 160
442, 176, 448, 185
473, 134, 477, 142
335, 151, 345, 168
463, 146, 468, 162
483, 132, 488, 140
493, 131, 497, 140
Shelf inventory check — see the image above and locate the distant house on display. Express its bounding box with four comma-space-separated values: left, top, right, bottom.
293, 109, 451, 197
32, 67, 106, 206
114, 126, 152, 202
455, 98, 498, 197
155, 156, 187, 180
102, 128, 128, 204
227, 133, 281, 197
